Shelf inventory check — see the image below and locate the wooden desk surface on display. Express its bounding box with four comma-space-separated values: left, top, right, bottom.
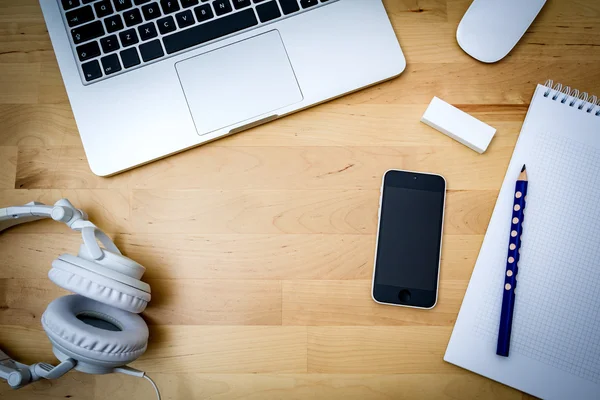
1, 0, 599, 398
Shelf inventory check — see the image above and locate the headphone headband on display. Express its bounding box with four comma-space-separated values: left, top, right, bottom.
0, 202, 54, 233
0, 199, 119, 260
0, 199, 88, 230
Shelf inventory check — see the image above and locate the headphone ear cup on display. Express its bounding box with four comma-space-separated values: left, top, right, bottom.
41, 295, 148, 370
49, 255, 151, 314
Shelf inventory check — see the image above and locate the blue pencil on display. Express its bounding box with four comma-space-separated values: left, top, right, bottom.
497, 164, 528, 357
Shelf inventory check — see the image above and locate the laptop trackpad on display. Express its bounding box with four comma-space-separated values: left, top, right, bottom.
176, 30, 303, 135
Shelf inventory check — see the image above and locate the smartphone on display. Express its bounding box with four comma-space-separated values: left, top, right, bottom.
371, 170, 446, 309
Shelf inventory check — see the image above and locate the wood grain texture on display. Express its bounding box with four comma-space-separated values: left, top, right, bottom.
0, 325, 308, 373
0, 372, 522, 400
0, 147, 17, 188
0, 234, 481, 280
307, 326, 453, 374
282, 280, 464, 327
1, 0, 599, 398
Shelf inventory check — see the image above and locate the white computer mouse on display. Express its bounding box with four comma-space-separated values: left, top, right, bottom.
457, 0, 547, 63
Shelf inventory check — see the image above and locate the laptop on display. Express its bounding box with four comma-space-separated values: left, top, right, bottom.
41, 0, 406, 176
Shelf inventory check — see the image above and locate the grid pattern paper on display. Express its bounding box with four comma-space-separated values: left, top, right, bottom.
474, 132, 600, 384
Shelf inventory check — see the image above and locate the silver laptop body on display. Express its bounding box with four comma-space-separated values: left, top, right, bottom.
41, 0, 406, 176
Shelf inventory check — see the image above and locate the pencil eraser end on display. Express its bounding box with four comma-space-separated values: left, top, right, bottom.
421, 97, 496, 154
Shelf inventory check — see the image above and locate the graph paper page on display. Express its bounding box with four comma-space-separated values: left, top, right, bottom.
445, 84, 600, 400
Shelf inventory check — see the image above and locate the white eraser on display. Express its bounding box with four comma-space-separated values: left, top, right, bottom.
420, 97, 496, 154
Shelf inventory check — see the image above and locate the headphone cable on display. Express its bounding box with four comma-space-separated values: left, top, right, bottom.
143, 374, 161, 400
115, 367, 161, 400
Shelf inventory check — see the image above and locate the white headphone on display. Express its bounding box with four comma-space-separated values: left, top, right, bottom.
0, 199, 159, 398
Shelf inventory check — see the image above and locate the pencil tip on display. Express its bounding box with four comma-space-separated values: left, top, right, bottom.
521, 164, 527, 172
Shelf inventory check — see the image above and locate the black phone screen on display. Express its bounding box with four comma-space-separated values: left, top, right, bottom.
373, 170, 446, 308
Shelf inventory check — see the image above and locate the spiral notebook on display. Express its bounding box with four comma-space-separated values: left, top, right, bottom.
445, 80, 600, 399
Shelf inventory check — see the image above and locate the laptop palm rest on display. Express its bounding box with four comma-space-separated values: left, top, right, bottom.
176, 30, 304, 136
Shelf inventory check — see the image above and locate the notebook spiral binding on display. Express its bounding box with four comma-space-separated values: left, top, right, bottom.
543, 79, 600, 117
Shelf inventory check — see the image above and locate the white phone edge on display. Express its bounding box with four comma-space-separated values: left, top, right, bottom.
370, 169, 446, 310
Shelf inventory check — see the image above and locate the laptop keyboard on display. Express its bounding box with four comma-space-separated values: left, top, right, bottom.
60, 0, 333, 84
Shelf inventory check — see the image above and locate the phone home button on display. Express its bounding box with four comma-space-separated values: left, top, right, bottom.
399, 289, 411, 303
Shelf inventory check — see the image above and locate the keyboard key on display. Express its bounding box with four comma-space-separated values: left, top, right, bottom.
193, 4, 213, 22
120, 47, 141, 68
82, 59, 102, 81
299, 0, 317, 7
66, 5, 95, 27
76, 41, 101, 61
119, 28, 139, 46
142, 2, 162, 20
139, 39, 164, 61
94, 0, 114, 17
232, 0, 250, 9
278, 0, 299, 14
157, 16, 176, 34
100, 35, 121, 53
124, 8, 144, 26
181, 0, 198, 7
212, 0, 232, 16
256, 1, 280, 22
113, 0, 133, 11
105, 14, 124, 33
101, 54, 122, 74
62, 0, 80, 10
134, 0, 151, 4
175, 10, 195, 28
82, 0, 96, 3
71, 21, 105, 44
160, 0, 180, 14
163, 8, 257, 54
138, 22, 158, 40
